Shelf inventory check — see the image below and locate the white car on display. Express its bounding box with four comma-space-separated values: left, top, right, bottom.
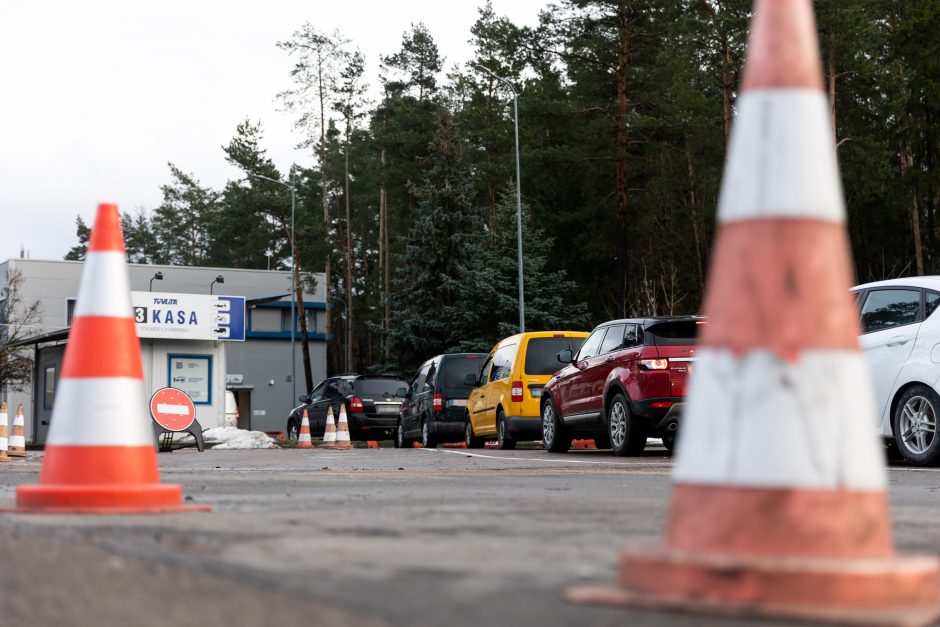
853, 277, 940, 465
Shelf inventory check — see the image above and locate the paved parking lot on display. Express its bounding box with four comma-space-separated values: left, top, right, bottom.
1, 446, 939, 627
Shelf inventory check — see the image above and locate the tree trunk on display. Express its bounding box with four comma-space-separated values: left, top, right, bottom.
900, 145, 925, 276
721, 30, 733, 145
614, 6, 630, 316
828, 19, 837, 143
380, 148, 390, 363
685, 137, 705, 295
293, 245, 314, 394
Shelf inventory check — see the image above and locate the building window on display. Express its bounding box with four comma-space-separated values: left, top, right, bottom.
167, 355, 212, 405
250, 308, 280, 333
66, 298, 77, 325
43, 365, 56, 409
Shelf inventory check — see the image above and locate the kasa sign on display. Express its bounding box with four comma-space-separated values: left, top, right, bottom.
131, 292, 246, 341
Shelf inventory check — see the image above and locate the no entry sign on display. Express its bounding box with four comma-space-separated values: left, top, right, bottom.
150, 387, 196, 432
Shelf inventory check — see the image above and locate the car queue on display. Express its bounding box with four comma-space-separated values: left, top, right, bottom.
286, 275, 940, 467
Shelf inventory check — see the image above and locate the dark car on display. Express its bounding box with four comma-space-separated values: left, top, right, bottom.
396, 353, 487, 448
287, 374, 409, 442
540, 317, 702, 456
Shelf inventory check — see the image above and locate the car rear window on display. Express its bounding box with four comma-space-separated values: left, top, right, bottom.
441, 356, 485, 388
355, 378, 408, 397
645, 321, 700, 346
525, 337, 586, 375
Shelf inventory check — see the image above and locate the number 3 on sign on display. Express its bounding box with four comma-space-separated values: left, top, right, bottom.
134, 306, 147, 323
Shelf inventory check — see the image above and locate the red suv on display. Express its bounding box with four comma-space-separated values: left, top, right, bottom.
540, 317, 702, 455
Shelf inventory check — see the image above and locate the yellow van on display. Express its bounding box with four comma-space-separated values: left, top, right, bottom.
464, 331, 589, 449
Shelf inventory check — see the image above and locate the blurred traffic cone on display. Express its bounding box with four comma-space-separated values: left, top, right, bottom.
7, 403, 27, 458
297, 409, 313, 449
322, 406, 337, 449
567, 1, 940, 624
0, 402, 11, 463
14, 204, 209, 513
334, 404, 352, 450
367, 441, 379, 449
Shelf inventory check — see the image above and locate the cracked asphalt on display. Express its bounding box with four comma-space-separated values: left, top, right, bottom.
1, 445, 939, 627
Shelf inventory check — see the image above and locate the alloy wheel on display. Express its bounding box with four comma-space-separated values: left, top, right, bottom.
542, 404, 556, 446
609, 401, 627, 449
899, 395, 937, 455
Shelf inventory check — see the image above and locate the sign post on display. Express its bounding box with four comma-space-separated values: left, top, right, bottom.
150, 387, 204, 452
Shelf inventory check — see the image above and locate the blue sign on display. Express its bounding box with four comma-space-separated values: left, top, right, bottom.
211, 296, 246, 341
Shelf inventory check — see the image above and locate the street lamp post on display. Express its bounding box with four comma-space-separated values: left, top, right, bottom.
209, 274, 224, 295
149, 271, 163, 292
474, 64, 525, 332
249, 172, 298, 406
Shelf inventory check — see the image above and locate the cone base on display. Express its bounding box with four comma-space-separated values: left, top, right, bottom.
567, 545, 940, 627
12, 483, 211, 514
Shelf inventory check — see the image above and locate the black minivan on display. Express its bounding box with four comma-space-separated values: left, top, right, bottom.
396, 353, 487, 448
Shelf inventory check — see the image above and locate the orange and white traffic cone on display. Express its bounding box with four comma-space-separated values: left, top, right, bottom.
334, 404, 352, 451
567, 1, 940, 624
7, 403, 27, 458
322, 406, 337, 449
0, 401, 11, 463
14, 204, 209, 514
297, 409, 313, 449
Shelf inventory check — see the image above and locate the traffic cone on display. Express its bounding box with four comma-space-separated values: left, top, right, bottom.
567, 1, 940, 624
7, 403, 27, 458
322, 406, 337, 449
0, 402, 11, 463
14, 203, 210, 513
297, 409, 313, 449
334, 404, 352, 450
367, 441, 379, 449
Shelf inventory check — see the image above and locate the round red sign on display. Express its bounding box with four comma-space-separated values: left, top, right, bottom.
150, 387, 196, 431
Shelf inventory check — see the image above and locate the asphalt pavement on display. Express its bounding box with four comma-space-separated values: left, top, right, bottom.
1, 445, 939, 627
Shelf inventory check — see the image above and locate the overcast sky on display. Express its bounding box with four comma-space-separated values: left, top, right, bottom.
0, 0, 546, 261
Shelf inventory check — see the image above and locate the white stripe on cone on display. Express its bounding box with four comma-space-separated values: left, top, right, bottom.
0, 407, 8, 451
323, 407, 337, 444
336, 406, 351, 445
46, 378, 153, 446
10, 410, 25, 448
72, 252, 135, 318
718, 89, 844, 224
673, 349, 886, 490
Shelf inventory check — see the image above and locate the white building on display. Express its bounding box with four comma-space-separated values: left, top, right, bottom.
0, 258, 327, 443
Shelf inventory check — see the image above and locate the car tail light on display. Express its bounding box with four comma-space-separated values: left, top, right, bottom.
639, 359, 669, 370
511, 381, 523, 402
433, 393, 443, 411
349, 397, 364, 412
651, 401, 673, 409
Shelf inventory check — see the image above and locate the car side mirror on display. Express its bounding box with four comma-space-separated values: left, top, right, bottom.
396, 387, 408, 398
464, 373, 478, 387
299, 394, 310, 403
557, 349, 573, 364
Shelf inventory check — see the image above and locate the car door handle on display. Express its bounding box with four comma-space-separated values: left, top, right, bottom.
886, 336, 910, 347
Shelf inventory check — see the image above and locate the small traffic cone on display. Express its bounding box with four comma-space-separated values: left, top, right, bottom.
13, 203, 209, 513
0, 402, 11, 463
322, 406, 337, 449
7, 404, 27, 458
567, 1, 940, 624
334, 404, 352, 450
367, 441, 379, 449
297, 409, 313, 449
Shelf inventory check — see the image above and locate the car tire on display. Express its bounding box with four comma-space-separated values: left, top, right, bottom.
541, 398, 570, 453
465, 419, 485, 449
395, 420, 413, 449
421, 418, 438, 448
662, 434, 676, 453
893, 384, 940, 466
287, 419, 299, 441
607, 393, 646, 457
497, 411, 516, 450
